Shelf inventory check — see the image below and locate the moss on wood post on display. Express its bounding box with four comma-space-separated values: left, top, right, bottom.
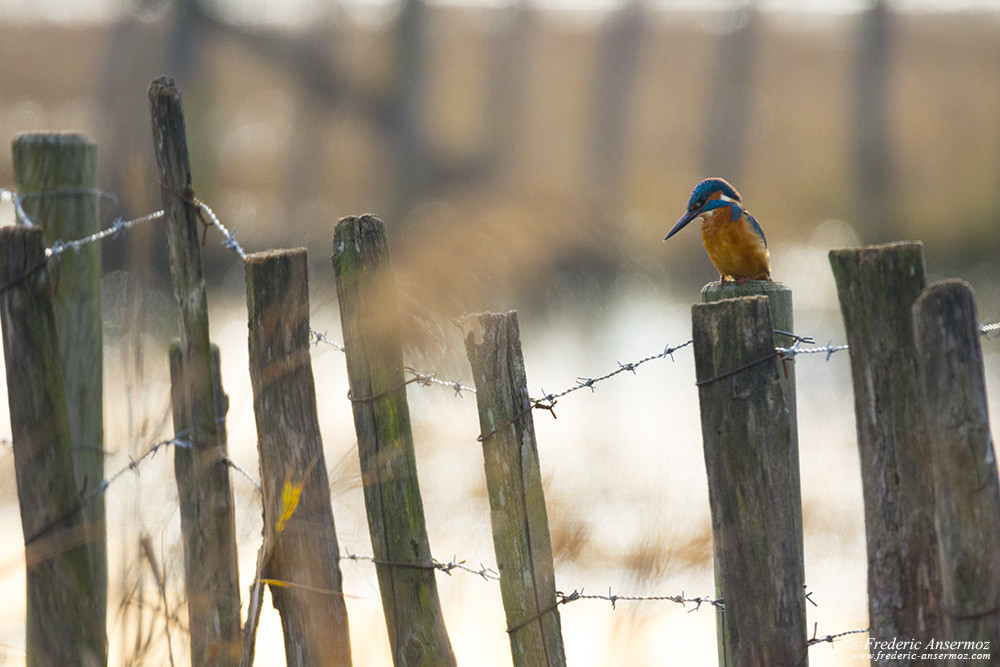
0, 226, 107, 666
691, 295, 807, 667
913, 279, 1000, 660
12, 132, 107, 644
245, 248, 352, 666
458, 310, 566, 667
332, 214, 455, 667
150, 76, 242, 665
829, 242, 943, 659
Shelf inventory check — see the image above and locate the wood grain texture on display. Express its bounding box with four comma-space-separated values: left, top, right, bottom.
830, 242, 943, 661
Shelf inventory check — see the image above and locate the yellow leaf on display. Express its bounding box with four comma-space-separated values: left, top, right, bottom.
276, 477, 304, 533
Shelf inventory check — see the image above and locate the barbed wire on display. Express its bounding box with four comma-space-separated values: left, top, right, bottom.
223, 456, 262, 493
1, 186, 34, 228
806, 625, 869, 647
48, 209, 165, 258
15, 430, 265, 549
341, 550, 500, 581
563, 587, 723, 612
193, 197, 247, 261
534, 340, 694, 408
339, 548, 871, 649
309, 329, 346, 352
309, 329, 477, 395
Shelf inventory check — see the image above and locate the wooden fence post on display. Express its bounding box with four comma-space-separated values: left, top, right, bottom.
912, 279, 1000, 660
691, 295, 807, 667
0, 226, 107, 665
458, 310, 567, 667
150, 76, 242, 665
332, 214, 455, 667
829, 242, 943, 658
245, 248, 352, 666
701, 281, 797, 425
701, 280, 802, 662
11, 132, 108, 644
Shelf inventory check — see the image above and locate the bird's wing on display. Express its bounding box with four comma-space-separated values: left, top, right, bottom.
744, 209, 767, 247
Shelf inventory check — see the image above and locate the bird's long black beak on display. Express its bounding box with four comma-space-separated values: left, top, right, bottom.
664, 209, 702, 241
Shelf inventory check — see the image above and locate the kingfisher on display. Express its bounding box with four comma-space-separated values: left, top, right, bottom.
664, 178, 771, 285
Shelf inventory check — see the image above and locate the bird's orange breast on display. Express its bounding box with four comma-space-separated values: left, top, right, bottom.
700, 210, 771, 281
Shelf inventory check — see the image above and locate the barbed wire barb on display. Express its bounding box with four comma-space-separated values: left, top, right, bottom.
46, 209, 166, 259
531, 339, 694, 405
194, 197, 247, 260
340, 550, 499, 581
806, 625, 869, 647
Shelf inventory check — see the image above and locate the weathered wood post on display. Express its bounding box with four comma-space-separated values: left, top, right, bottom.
332, 214, 455, 667
12, 132, 107, 643
691, 294, 807, 667
245, 248, 352, 666
150, 76, 242, 665
0, 226, 107, 666
700, 280, 802, 664
912, 279, 1000, 661
830, 242, 943, 660
701, 281, 797, 424
458, 310, 567, 667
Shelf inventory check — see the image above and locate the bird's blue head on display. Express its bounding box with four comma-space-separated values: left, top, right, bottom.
665, 178, 742, 241
687, 178, 741, 212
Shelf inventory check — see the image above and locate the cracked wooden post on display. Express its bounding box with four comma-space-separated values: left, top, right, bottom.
12, 132, 107, 645
691, 295, 806, 667
830, 242, 943, 660
332, 214, 455, 666
0, 226, 107, 665
245, 248, 352, 666
458, 310, 566, 667
913, 279, 1000, 660
150, 75, 241, 665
